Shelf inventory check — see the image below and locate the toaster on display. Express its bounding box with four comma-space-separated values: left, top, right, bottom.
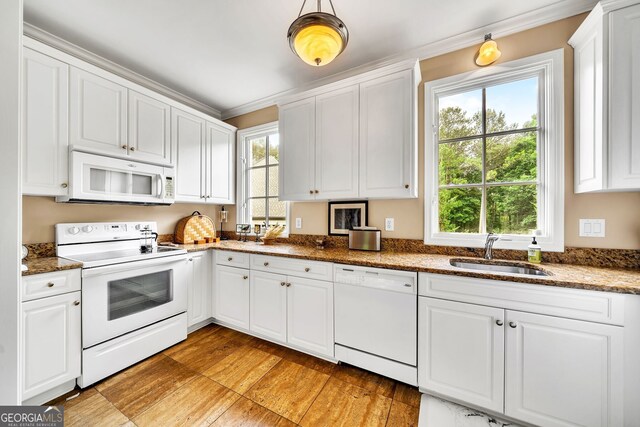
348, 228, 381, 251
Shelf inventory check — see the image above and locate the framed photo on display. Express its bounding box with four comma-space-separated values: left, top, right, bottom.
328, 201, 368, 236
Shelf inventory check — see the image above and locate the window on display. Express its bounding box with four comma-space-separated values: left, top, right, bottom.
237, 122, 289, 234
424, 50, 564, 251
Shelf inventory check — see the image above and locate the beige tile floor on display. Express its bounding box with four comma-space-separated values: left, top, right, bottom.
51, 324, 421, 426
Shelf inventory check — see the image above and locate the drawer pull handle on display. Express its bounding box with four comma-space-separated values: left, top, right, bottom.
280, 282, 286, 286
243, 275, 248, 280
47, 282, 55, 288
264, 262, 269, 267
509, 321, 517, 328
73, 301, 80, 306
496, 320, 504, 326
304, 267, 310, 272
404, 283, 411, 287
228, 257, 233, 261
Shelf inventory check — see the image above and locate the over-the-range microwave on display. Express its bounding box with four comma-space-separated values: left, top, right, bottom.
56, 151, 175, 205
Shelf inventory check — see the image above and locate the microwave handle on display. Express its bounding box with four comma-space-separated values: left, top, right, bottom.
157, 174, 165, 198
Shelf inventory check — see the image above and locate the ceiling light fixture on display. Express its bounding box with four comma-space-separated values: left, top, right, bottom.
287, 0, 349, 67
475, 33, 501, 66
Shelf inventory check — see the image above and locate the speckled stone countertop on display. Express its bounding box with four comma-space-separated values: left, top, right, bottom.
22, 257, 82, 277
163, 240, 640, 295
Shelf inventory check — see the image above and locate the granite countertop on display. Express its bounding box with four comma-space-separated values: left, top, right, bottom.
22, 257, 83, 277
164, 240, 640, 295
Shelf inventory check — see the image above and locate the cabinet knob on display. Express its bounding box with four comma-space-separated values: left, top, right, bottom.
280, 282, 286, 286
496, 320, 504, 326
304, 267, 310, 272
404, 184, 409, 189
47, 282, 54, 288
309, 190, 313, 194
509, 321, 517, 328
73, 301, 80, 306
228, 257, 233, 261
315, 190, 319, 194
188, 258, 193, 262
243, 275, 248, 280
122, 145, 127, 150
129, 147, 135, 151
264, 262, 269, 267
286, 283, 291, 287
61, 183, 68, 188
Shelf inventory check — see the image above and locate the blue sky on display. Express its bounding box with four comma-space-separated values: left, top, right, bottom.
440, 77, 538, 128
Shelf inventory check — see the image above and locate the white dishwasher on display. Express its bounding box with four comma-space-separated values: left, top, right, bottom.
334, 264, 418, 385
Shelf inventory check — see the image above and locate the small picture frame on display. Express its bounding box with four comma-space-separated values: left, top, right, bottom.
328, 201, 368, 236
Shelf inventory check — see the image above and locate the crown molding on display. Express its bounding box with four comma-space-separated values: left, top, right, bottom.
23, 22, 222, 119
221, 0, 597, 120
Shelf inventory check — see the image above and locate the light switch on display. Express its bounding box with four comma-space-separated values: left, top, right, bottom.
385, 218, 394, 231
295, 218, 302, 229
579, 219, 605, 237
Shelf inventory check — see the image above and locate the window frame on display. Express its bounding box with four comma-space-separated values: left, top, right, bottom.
424, 49, 564, 251
236, 121, 290, 237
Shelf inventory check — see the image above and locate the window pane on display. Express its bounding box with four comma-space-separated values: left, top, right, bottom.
438, 89, 482, 140
439, 187, 482, 233
268, 166, 279, 196
250, 198, 265, 225
249, 168, 266, 197
250, 137, 267, 166
268, 134, 280, 164
268, 198, 287, 224
439, 139, 482, 185
486, 77, 538, 131
487, 185, 537, 234
486, 132, 537, 183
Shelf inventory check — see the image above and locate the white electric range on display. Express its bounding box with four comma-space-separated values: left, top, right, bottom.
56, 221, 189, 387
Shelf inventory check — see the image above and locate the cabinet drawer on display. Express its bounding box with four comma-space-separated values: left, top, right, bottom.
22, 269, 81, 302
215, 250, 250, 269
251, 254, 333, 282
418, 273, 625, 325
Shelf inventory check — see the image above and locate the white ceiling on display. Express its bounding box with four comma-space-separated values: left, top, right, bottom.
24, 0, 594, 116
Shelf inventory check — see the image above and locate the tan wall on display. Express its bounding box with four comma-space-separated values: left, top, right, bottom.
22, 196, 220, 244
225, 13, 640, 250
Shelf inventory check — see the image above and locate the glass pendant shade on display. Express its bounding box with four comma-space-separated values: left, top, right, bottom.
476, 36, 501, 66
288, 11, 348, 66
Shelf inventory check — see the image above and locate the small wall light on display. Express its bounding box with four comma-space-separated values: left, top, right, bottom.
476, 33, 501, 66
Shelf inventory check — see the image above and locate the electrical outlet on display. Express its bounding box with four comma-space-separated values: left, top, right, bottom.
295, 217, 302, 229
579, 219, 605, 237
385, 218, 394, 231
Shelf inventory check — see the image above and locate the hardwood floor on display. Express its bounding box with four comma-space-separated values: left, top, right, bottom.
50, 324, 422, 426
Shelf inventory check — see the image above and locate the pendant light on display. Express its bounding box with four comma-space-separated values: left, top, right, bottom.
287, 0, 349, 67
476, 33, 501, 66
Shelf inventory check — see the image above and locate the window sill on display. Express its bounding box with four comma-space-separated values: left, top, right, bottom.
425, 233, 564, 252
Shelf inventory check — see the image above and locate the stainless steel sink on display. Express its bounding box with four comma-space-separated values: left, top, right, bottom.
450, 260, 551, 276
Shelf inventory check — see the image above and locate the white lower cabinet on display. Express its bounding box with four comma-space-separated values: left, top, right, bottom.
419, 292, 624, 427
22, 290, 81, 401
249, 270, 334, 358
214, 264, 250, 330
187, 251, 211, 328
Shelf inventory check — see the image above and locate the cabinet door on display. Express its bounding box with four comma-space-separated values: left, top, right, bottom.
418, 297, 505, 413
214, 265, 250, 330
70, 68, 127, 155
279, 97, 316, 201
250, 271, 287, 342
206, 121, 236, 204
608, 4, 640, 190
505, 310, 623, 427
128, 90, 171, 165
172, 108, 206, 203
315, 86, 359, 199
359, 70, 416, 198
22, 291, 81, 401
22, 48, 69, 196
286, 277, 333, 357
187, 252, 210, 327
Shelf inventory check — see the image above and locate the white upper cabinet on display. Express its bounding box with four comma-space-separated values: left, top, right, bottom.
279, 97, 316, 201
205, 121, 236, 204
70, 68, 128, 156
315, 86, 359, 199
172, 108, 206, 203
570, 1, 640, 192
278, 60, 420, 201
359, 69, 417, 198
128, 90, 171, 165
22, 48, 69, 196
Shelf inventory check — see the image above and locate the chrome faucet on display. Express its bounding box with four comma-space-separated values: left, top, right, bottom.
484, 233, 500, 260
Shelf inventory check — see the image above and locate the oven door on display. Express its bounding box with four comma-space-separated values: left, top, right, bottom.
81, 255, 188, 348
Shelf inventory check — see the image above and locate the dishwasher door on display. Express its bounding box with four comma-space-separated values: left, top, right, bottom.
334, 265, 417, 366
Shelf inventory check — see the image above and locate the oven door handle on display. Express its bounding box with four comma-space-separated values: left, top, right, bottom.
82, 254, 188, 278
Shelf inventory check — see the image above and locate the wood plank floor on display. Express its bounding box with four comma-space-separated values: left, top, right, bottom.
50, 324, 421, 426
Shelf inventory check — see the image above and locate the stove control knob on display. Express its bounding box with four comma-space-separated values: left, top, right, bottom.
82, 225, 94, 233
68, 226, 80, 235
